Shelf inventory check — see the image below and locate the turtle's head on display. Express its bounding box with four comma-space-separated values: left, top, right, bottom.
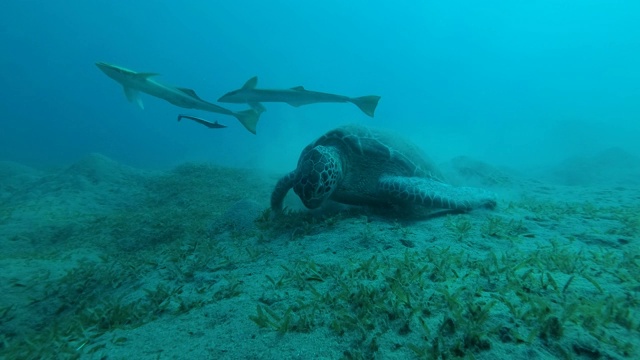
293, 145, 342, 209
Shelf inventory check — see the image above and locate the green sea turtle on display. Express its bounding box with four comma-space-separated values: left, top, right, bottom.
271, 125, 497, 214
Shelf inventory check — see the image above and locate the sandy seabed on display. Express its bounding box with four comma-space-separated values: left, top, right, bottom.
0, 150, 638, 360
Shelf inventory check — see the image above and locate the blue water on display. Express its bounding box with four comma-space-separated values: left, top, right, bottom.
1, 0, 639, 170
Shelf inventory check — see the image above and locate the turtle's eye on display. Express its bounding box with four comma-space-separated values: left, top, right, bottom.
299, 176, 308, 185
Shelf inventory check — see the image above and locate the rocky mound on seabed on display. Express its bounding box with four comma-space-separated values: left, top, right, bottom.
0, 161, 42, 202
440, 155, 515, 188
543, 147, 640, 186
0, 153, 149, 237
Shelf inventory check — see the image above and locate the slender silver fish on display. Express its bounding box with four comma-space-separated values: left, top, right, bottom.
96, 62, 260, 134
177, 114, 227, 129
218, 76, 381, 117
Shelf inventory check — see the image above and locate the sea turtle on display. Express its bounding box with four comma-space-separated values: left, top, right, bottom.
271, 125, 497, 214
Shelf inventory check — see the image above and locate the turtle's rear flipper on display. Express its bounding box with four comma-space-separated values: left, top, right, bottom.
379, 175, 497, 211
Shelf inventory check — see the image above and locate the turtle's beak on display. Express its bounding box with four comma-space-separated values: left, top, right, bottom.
300, 195, 324, 209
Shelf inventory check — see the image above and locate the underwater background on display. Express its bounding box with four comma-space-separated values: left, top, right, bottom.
2, 0, 640, 171
1, 1, 639, 359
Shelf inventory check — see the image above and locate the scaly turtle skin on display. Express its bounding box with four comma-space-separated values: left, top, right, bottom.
271, 125, 497, 213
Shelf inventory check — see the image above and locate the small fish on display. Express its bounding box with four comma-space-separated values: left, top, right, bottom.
178, 114, 227, 129
218, 76, 381, 117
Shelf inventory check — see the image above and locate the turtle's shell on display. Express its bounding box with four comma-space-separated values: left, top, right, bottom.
299, 125, 445, 205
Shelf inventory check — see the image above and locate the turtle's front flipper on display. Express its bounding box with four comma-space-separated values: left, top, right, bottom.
379, 176, 497, 211
271, 171, 297, 213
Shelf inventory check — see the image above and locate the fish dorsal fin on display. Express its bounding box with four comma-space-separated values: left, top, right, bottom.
290, 86, 305, 91
136, 72, 159, 79
242, 76, 258, 89
177, 87, 203, 100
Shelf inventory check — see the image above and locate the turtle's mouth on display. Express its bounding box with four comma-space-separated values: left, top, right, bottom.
301, 196, 324, 209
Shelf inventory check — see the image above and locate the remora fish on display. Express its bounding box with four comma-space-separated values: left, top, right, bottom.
95, 62, 260, 134
218, 76, 381, 117
177, 114, 227, 129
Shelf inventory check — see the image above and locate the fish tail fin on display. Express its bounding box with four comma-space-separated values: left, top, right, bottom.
350, 95, 381, 117
234, 109, 261, 134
